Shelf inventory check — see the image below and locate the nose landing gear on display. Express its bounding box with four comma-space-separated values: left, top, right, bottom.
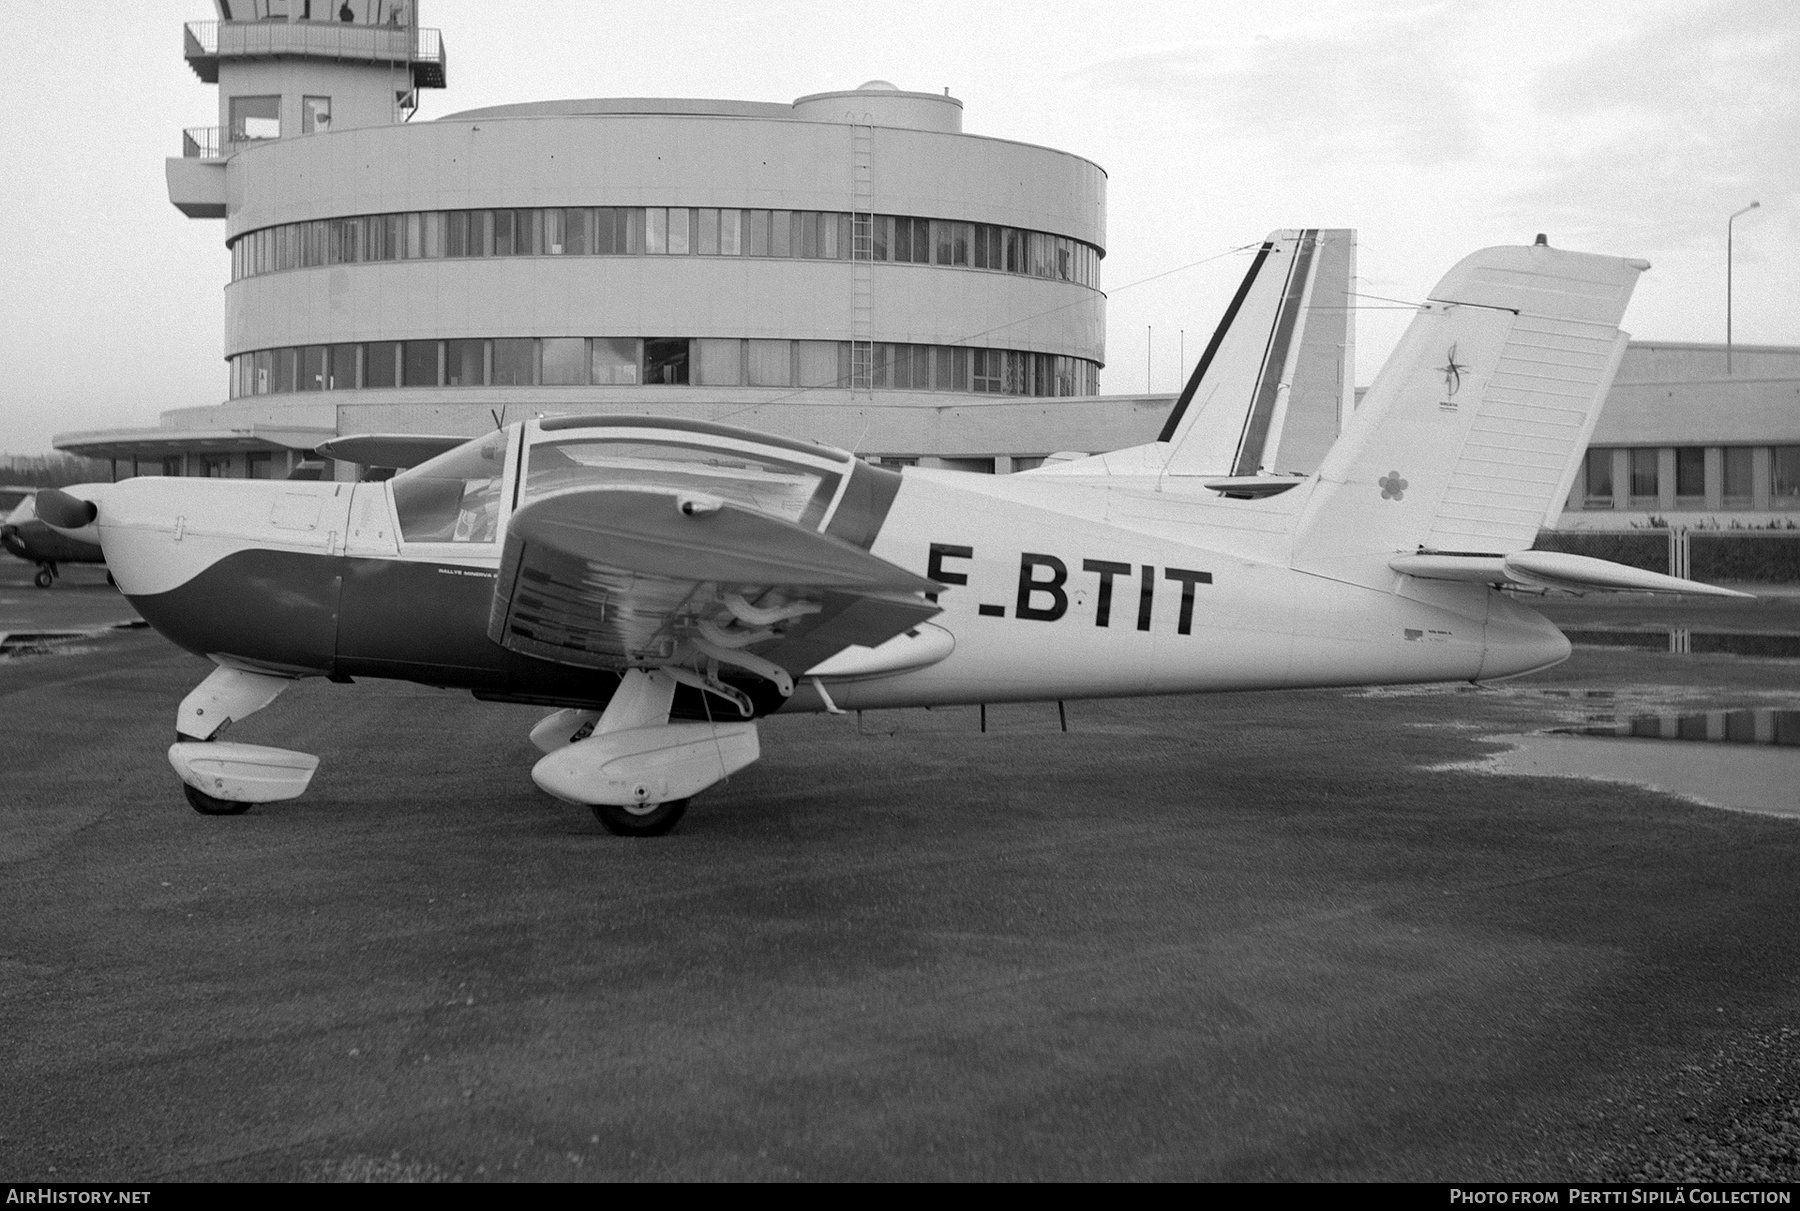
183, 782, 252, 816
33, 562, 56, 589
167, 665, 319, 815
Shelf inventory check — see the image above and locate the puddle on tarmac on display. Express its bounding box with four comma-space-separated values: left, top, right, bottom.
1564, 629, 1800, 658
0, 626, 133, 661
1551, 708, 1800, 747
1446, 708, 1800, 817
0, 631, 95, 660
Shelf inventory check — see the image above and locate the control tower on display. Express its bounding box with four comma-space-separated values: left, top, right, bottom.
168, 0, 447, 219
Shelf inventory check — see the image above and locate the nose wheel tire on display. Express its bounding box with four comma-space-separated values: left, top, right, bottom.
183, 782, 253, 816
591, 798, 689, 837
34, 568, 53, 589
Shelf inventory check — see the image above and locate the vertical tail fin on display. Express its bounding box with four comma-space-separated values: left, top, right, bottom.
1290, 243, 1648, 584
1159, 228, 1356, 477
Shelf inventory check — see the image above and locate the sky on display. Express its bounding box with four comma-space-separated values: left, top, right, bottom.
1, 0, 1794, 455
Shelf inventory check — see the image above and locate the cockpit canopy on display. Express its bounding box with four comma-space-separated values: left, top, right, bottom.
390, 431, 508, 543
388, 417, 866, 545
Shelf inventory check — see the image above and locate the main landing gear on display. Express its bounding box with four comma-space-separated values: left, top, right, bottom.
167, 665, 318, 815
34, 562, 55, 589
528, 669, 759, 837
590, 796, 693, 838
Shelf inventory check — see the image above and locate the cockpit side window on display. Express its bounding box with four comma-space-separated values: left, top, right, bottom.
392, 434, 508, 543
524, 439, 842, 529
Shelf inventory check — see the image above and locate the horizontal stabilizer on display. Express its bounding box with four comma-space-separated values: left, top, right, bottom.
1201, 475, 1306, 499
315, 433, 470, 469
1389, 550, 1753, 598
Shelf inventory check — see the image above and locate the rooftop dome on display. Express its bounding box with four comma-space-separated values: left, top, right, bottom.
858, 79, 898, 91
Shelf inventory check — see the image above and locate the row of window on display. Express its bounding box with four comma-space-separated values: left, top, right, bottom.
227, 337, 1102, 398
229, 208, 1102, 288
1581, 446, 1800, 508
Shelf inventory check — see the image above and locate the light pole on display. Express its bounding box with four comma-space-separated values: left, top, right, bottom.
1728, 201, 1760, 375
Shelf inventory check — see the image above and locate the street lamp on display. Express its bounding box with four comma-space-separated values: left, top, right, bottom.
1728, 201, 1760, 375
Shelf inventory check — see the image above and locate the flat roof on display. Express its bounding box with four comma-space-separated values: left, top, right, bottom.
443, 98, 796, 121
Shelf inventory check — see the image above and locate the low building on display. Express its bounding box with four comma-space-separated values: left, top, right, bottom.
1557, 342, 1800, 529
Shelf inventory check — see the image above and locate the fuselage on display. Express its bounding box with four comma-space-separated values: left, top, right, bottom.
71, 443, 1569, 716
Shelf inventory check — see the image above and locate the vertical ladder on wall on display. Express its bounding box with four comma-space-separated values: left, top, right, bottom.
851, 116, 875, 395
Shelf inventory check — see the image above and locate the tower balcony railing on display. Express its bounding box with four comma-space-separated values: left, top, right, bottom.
182, 126, 225, 159
182, 126, 295, 160
183, 20, 446, 88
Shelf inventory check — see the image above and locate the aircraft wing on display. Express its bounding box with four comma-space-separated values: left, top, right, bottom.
488, 485, 942, 706
315, 433, 471, 470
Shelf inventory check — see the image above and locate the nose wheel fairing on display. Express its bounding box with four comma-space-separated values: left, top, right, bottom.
169, 741, 320, 805
168, 666, 318, 812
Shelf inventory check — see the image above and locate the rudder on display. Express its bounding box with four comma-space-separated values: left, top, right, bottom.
1290, 242, 1647, 585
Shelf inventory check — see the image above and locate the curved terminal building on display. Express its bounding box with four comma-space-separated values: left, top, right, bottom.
65, 1, 1121, 479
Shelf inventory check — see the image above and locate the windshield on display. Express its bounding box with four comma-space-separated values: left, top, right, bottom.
524, 438, 840, 529
391, 433, 509, 543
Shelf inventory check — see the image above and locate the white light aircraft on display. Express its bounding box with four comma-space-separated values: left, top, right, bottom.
38, 237, 1746, 834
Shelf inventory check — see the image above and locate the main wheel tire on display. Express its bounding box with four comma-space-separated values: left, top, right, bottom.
34, 568, 53, 589
183, 781, 253, 816
591, 797, 689, 837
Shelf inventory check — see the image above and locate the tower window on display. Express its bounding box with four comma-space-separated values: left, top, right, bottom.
228, 95, 280, 143
302, 96, 332, 134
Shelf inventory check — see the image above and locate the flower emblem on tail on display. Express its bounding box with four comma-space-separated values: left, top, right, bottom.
1379, 471, 1408, 501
